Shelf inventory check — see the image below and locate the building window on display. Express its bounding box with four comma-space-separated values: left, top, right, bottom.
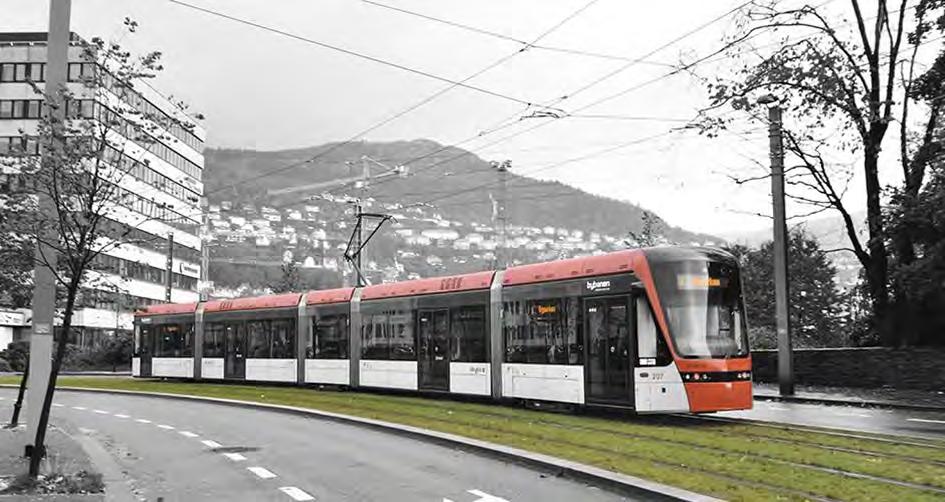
450, 306, 487, 362
310, 314, 348, 359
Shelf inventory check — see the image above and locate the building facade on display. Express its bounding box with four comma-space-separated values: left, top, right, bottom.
0, 32, 205, 345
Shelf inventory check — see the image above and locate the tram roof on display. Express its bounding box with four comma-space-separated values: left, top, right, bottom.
203, 292, 302, 313
503, 249, 644, 286
306, 287, 355, 305
360, 270, 495, 300
135, 302, 198, 317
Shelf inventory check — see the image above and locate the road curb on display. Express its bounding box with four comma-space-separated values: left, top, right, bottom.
754, 393, 945, 412
1, 384, 720, 502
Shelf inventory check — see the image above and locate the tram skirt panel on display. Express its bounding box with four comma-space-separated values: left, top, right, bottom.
304, 359, 350, 385
501, 364, 584, 404
151, 357, 194, 378
201, 358, 225, 380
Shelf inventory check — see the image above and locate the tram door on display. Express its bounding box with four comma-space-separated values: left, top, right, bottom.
585, 296, 634, 405
223, 323, 246, 379
418, 309, 449, 391
138, 325, 153, 377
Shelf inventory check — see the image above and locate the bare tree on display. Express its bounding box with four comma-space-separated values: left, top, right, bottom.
0, 22, 201, 476
694, 0, 944, 343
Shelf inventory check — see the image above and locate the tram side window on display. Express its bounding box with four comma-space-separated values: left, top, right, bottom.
450, 306, 486, 362
246, 319, 296, 359
311, 314, 349, 359
361, 310, 415, 360
247, 320, 270, 358
203, 323, 225, 358
270, 318, 296, 359
503, 298, 581, 365
154, 323, 193, 357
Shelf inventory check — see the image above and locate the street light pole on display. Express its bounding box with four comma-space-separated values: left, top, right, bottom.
491, 160, 510, 269
758, 94, 794, 396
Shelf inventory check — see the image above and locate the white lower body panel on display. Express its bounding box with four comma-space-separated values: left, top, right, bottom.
245, 359, 297, 382
449, 362, 490, 396
360, 360, 418, 390
634, 363, 690, 413
502, 364, 584, 404
131, 357, 140, 376
201, 358, 225, 380
305, 359, 350, 385
151, 357, 194, 378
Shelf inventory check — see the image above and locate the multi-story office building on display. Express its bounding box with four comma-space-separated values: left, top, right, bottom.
0, 32, 205, 345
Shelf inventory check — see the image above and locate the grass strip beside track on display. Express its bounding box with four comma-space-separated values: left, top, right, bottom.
5, 377, 944, 502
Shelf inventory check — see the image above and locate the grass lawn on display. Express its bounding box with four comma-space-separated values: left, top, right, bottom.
3, 376, 943, 501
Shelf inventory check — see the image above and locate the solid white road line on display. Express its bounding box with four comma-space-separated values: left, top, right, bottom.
72, 406, 87, 410
93, 409, 109, 414
279, 486, 315, 501
222, 453, 246, 462
247, 466, 277, 480
907, 418, 945, 425
179, 431, 199, 438
135, 419, 152, 424
157, 424, 175, 430
201, 440, 222, 448
114, 414, 129, 419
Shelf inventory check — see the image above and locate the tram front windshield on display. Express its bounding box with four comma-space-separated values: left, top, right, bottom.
651, 258, 749, 358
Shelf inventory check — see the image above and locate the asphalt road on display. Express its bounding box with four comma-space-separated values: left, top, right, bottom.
0, 389, 632, 502
718, 399, 945, 440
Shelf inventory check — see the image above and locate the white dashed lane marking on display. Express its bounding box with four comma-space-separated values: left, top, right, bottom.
202, 440, 222, 448
135, 419, 152, 424
907, 418, 945, 425
247, 466, 277, 479
223, 453, 246, 462
766, 405, 789, 411
179, 431, 199, 438
72, 406, 87, 411
114, 414, 129, 419
157, 424, 175, 430
93, 409, 109, 414
52, 403, 64, 408
279, 486, 315, 501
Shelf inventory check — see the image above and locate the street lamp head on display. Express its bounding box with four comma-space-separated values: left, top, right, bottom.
757, 93, 779, 105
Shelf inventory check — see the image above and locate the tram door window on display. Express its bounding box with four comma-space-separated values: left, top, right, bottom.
586, 296, 634, 404
136, 325, 153, 377
418, 309, 449, 391
223, 323, 246, 379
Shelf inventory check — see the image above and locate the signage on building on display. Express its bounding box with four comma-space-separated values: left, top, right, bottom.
179, 263, 200, 276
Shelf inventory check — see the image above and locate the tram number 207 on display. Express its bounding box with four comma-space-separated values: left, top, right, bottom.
440, 277, 464, 290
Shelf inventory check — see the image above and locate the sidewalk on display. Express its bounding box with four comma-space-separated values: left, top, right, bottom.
753, 382, 945, 411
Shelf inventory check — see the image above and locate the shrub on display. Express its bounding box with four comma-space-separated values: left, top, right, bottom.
0, 357, 11, 372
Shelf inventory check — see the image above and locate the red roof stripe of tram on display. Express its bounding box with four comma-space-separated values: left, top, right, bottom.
203, 292, 302, 313
135, 302, 198, 316
503, 249, 641, 286
306, 287, 355, 305
360, 270, 495, 300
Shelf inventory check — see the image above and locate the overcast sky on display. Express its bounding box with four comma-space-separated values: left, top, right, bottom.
6, 0, 913, 238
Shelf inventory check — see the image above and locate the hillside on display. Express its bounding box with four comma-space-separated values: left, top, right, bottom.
204, 139, 716, 244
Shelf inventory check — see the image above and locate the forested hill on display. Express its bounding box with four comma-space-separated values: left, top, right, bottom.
204, 139, 717, 244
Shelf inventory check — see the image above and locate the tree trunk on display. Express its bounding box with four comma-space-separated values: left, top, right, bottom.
862, 144, 893, 346
28, 278, 79, 477
8, 356, 29, 427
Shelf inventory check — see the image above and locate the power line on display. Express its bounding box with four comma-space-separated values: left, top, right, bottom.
360, 0, 674, 67
168, 0, 534, 106
187, 0, 595, 196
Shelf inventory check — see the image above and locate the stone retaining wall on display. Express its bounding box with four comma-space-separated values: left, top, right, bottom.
751, 347, 945, 391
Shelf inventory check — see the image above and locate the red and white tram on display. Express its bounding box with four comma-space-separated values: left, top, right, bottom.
133, 247, 752, 413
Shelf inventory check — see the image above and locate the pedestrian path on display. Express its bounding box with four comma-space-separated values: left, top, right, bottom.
753, 382, 945, 410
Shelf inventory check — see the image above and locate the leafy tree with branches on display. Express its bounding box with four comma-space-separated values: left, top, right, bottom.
0, 22, 201, 476
696, 0, 945, 344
